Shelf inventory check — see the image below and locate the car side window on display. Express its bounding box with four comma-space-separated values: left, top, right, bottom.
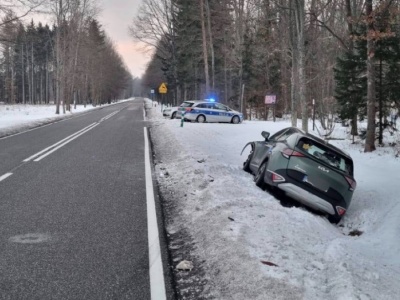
214, 103, 227, 110
269, 128, 289, 141
206, 103, 214, 109
196, 103, 206, 108
276, 132, 291, 142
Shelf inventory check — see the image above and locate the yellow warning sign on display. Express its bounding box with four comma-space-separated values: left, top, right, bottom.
159, 82, 167, 94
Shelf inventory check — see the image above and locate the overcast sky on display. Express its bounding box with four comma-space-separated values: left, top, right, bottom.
98, 0, 150, 78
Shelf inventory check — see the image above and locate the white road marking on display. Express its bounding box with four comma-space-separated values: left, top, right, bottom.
144, 127, 166, 300
100, 111, 119, 122
23, 123, 97, 162
33, 123, 99, 162
104, 111, 119, 120
0, 173, 12, 182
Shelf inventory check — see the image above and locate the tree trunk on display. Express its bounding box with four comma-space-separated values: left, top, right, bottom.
22, 44, 25, 104
364, 0, 376, 152
199, 0, 210, 96
294, 0, 308, 132
290, 0, 298, 127
31, 42, 34, 104
346, 0, 358, 137
205, 0, 215, 91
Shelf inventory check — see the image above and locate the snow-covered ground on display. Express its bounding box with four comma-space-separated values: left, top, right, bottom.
145, 99, 400, 300
1, 99, 399, 299
0, 100, 131, 138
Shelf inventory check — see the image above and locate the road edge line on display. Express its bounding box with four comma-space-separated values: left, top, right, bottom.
144, 126, 167, 300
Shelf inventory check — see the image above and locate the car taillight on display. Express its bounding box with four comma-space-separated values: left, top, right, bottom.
344, 176, 356, 191
336, 206, 346, 216
271, 172, 285, 182
281, 148, 304, 159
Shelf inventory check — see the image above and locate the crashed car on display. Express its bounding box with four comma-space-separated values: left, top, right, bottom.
241, 127, 356, 223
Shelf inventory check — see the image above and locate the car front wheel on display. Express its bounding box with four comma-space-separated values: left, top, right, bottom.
196, 115, 206, 123
232, 116, 240, 124
254, 161, 267, 189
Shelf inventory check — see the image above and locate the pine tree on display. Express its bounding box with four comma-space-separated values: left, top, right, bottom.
334, 46, 367, 123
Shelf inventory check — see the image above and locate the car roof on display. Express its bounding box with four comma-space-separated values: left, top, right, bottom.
282, 127, 352, 159
182, 100, 204, 103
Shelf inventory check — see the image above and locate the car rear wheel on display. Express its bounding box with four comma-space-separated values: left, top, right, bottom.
232, 116, 240, 124
328, 214, 342, 224
243, 149, 254, 173
254, 161, 267, 189
196, 115, 206, 123
171, 112, 177, 119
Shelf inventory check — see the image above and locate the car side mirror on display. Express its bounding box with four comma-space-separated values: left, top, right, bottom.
261, 131, 270, 141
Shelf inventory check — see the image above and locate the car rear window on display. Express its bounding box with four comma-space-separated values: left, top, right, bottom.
296, 137, 353, 175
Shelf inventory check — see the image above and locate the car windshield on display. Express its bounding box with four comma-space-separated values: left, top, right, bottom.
296, 137, 353, 175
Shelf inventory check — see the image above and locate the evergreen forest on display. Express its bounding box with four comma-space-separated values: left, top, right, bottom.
131, 0, 400, 152
0, 0, 134, 114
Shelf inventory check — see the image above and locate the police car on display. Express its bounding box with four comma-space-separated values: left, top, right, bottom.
179, 100, 243, 124
162, 106, 180, 119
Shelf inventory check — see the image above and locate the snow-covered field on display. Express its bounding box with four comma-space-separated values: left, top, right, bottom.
1, 99, 399, 299
146, 99, 400, 300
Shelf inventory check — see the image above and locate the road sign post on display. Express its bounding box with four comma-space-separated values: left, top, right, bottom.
158, 83, 167, 112
150, 89, 155, 103
159, 83, 167, 94
265, 94, 277, 122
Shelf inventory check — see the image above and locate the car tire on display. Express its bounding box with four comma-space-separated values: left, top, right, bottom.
196, 115, 206, 123
243, 149, 254, 173
254, 161, 267, 189
232, 116, 240, 124
171, 112, 177, 119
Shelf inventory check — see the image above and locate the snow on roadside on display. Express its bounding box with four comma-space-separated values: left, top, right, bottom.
146, 99, 400, 300
0, 100, 133, 138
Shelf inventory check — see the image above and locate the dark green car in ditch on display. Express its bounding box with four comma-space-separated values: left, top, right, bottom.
241, 127, 356, 224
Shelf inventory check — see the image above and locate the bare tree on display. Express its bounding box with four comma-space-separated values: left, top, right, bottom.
0, 0, 46, 27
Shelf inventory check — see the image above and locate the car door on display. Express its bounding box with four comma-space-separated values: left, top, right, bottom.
213, 103, 230, 122
203, 103, 215, 122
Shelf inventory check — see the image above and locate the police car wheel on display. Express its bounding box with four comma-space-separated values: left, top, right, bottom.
196, 115, 206, 123
232, 116, 240, 124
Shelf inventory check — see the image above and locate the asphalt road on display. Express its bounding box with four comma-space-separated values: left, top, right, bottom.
0, 99, 173, 299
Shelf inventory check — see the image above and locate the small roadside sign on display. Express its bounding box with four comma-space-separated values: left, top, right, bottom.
265, 94, 276, 104
159, 82, 167, 94
151, 89, 155, 94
